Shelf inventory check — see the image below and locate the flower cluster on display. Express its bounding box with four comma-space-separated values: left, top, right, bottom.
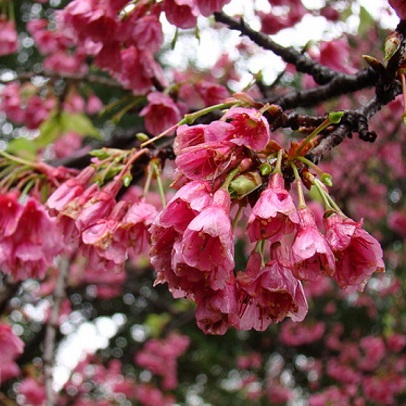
0, 323, 24, 384
0, 18, 18, 57
134, 333, 190, 390
46, 163, 158, 275
0, 192, 63, 281
151, 105, 385, 334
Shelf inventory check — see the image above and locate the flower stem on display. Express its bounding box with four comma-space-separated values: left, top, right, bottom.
152, 160, 167, 209
0, 150, 36, 168
295, 111, 343, 157
291, 162, 306, 209
274, 148, 284, 174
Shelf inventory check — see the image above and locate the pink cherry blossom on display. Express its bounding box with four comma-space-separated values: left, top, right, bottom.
180, 188, 234, 277
0, 323, 24, 383
150, 180, 214, 294
44, 51, 88, 75
122, 14, 163, 53
118, 46, 168, 94
76, 179, 122, 232
175, 142, 239, 181
195, 280, 239, 335
163, 0, 200, 29
86, 94, 103, 115
389, 0, 406, 19
0, 19, 18, 56
318, 38, 357, 74
0, 192, 24, 238
223, 107, 271, 150
53, 131, 84, 159
134, 333, 190, 390
247, 172, 299, 243
194, 80, 229, 106
291, 207, 336, 281
46, 166, 96, 213
1, 198, 63, 280
388, 210, 406, 239
196, 0, 232, 17
325, 213, 384, 292
24, 96, 55, 129
173, 124, 207, 154
81, 201, 129, 264
18, 378, 46, 406
123, 201, 158, 256
0, 83, 25, 124
140, 92, 182, 136
280, 320, 326, 346
237, 246, 307, 331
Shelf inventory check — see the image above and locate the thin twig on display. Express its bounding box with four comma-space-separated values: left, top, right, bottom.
0, 71, 122, 88
43, 257, 70, 406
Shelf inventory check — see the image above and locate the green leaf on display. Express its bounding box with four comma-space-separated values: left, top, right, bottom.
358, 6, 374, 36
36, 112, 101, 147
6, 138, 39, 159
36, 113, 63, 147
145, 313, 171, 337
60, 112, 101, 139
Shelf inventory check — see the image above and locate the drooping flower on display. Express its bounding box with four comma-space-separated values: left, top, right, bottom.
196, 0, 232, 17
5, 198, 63, 280
46, 166, 96, 214
150, 180, 214, 294
0, 323, 24, 383
140, 92, 182, 136
17, 378, 46, 406
0, 192, 24, 238
179, 188, 234, 280
173, 124, 207, 155
0, 83, 25, 124
237, 245, 308, 331
76, 179, 122, 232
162, 0, 200, 29
123, 201, 158, 256
389, 0, 406, 20
0, 19, 18, 56
135, 333, 190, 390
223, 107, 271, 150
324, 212, 384, 292
291, 207, 336, 281
81, 201, 129, 264
247, 172, 299, 243
195, 279, 239, 335
175, 142, 240, 181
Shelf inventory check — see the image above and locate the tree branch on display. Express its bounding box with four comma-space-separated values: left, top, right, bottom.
214, 11, 375, 86
43, 257, 70, 406
0, 70, 122, 88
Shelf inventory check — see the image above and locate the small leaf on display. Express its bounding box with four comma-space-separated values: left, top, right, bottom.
328, 111, 344, 124
6, 138, 39, 159
36, 113, 63, 147
358, 6, 374, 36
60, 112, 101, 139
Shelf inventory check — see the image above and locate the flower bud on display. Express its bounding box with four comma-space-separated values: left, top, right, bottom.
229, 171, 263, 199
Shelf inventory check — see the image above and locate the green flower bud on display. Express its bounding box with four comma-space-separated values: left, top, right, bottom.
321, 172, 333, 187
229, 171, 263, 199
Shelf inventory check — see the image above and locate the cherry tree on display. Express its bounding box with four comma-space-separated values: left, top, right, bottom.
0, 0, 405, 404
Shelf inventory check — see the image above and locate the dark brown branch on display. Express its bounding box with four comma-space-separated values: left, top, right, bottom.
271, 69, 378, 110
214, 11, 374, 86
0, 71, 122, 88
